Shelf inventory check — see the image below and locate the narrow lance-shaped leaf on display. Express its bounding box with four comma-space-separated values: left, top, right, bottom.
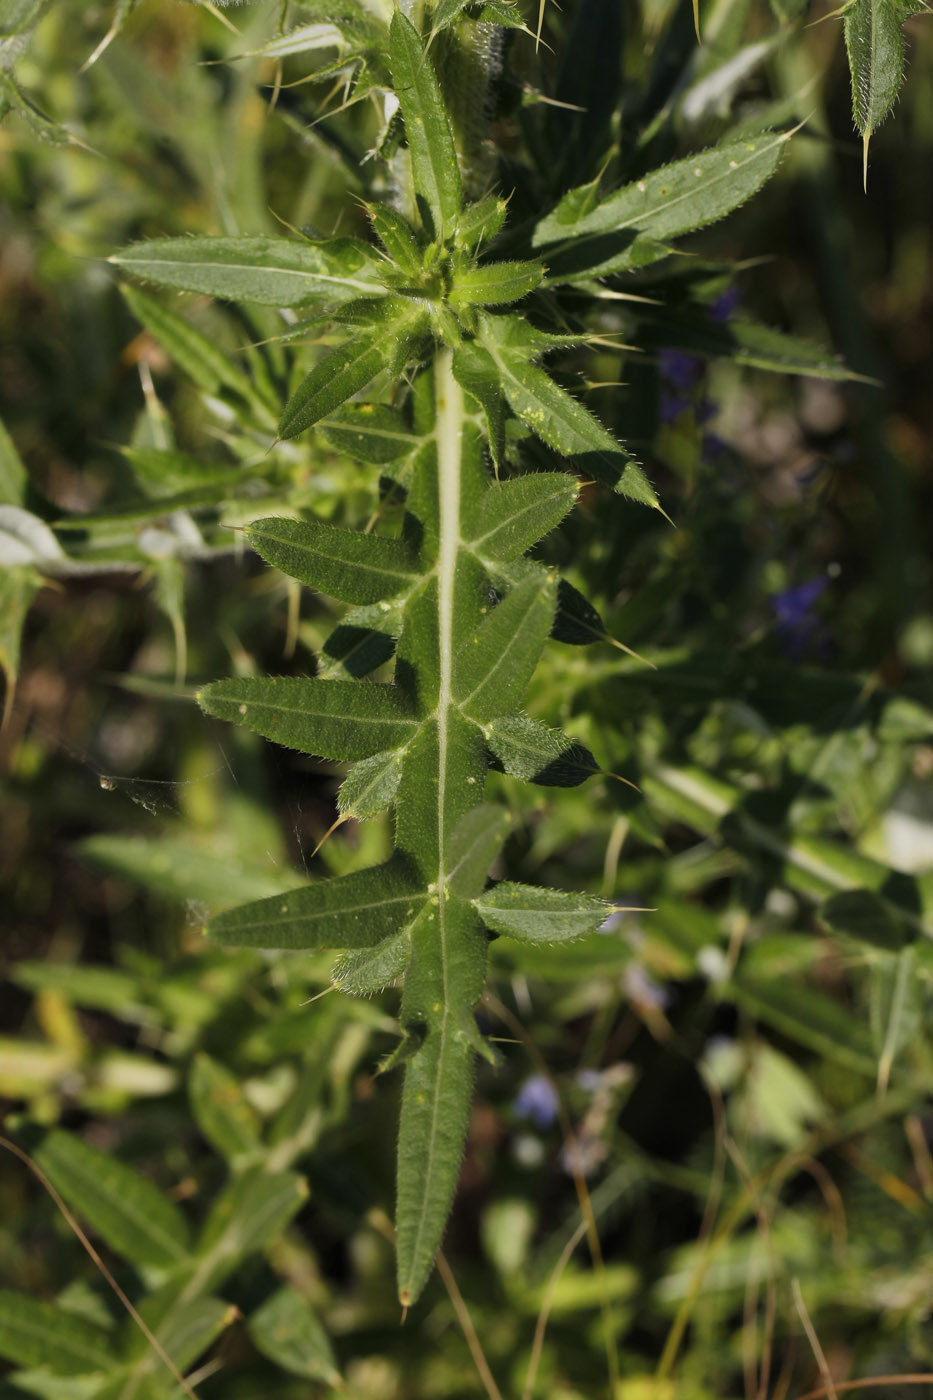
469, 472, 578, 561
485, 714, 598, 786
188, 1053, 262, 1165
247, 1286, 341, 1385
389, 11, 462, 238
844, 0, 923, 185
121, 285, 264, 408
113, 236, 387, 307
318, 402, 420, 463
247, 517, 419, 606
207, 859, 425, 951
449, 260, 544, 309
455, 567, 557, 723
198, 676, 417, 762
395, 899, 489, 1306
479, 322, 660, 506
534, 130, 788, 251
0, 1292, 113, 1376
446, 804, 513, 898
34, 1130, 191, 1270
280, 304, 425, 438
475, 881, 610, 942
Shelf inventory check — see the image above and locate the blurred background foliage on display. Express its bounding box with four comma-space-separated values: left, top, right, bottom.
1, 0, 932, 1397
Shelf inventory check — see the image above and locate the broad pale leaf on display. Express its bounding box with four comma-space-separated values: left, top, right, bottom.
207, 860, 425, 951
193, 1170, 307, 1292
198, 676, 418, 761
389, 11, 462, 238
34, 1130, 190, 1270
123, 447, 236, 498
0, 1292, 112, 1375
247, 1287, 340, 1384
188, 1053, 262, 1165
124, 1292, 233, 1373
113, 236, 386, 307
474, 881, 610, 941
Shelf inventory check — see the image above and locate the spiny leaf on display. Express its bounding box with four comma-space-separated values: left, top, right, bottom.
485, 714, 597, 786
455, 567, 558, 722
318, 402, 420, 463
451, 341, 506, 467
844, 0, 922, 183
534, 131, 789, 263
367, 203, 424, 274
446, 804, 513, 898
389, 11, 462, 238
455, 195, 508, 252
113, 236, 387, 307
474, 881, 610, 941
338, 748, 405, 818
207, 859, 425, 951
479, 321, 660, 505
198, 676, 418, 761
34, 1130, 191, 1270
395, 898, 488, 1306
247, 516, 419, 605
470, 472, 578, 560
449, 260, 544, 309
332, 925, 414, 995
280, 306, 426, 438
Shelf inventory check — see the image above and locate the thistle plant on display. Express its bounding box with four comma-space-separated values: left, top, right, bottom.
103, 1, 826, 1307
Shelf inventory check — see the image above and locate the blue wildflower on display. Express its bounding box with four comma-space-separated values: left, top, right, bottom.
709, 284, 741, 323
513, 1074, 559, 1130
658, 348, 704, 393
773, 577, 827, 656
